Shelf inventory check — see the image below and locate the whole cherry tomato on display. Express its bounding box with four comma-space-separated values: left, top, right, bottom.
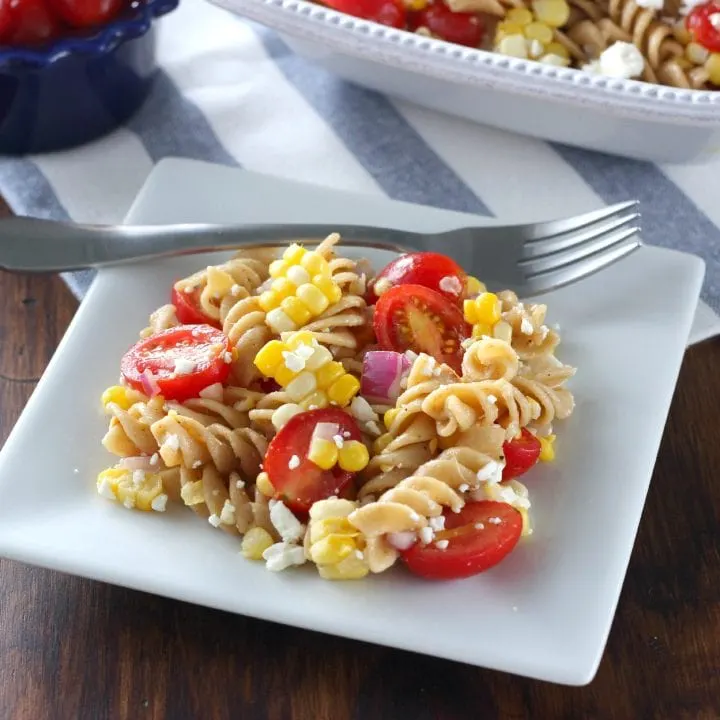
686, 1, 720, 53
4, 0, 61, 45
323, 0, 406, 28
49, 0, 124, 28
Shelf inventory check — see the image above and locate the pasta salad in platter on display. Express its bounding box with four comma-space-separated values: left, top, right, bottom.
97, 235, 576, 581
317, 0, 720, 89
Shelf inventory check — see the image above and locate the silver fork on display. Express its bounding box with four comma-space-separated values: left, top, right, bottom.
0, 201, 640, 295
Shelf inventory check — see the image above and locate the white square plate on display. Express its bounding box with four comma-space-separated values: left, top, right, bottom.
0, 159, 704, 685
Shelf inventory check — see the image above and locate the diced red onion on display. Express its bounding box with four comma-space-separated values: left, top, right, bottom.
361, 351, 411, 404
118, 456, 156, 472
140, 369, 161, 397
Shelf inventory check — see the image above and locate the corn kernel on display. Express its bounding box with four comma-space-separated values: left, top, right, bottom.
271, 403, 303, 430
301, 252, 330, 277
497, 21, 525, 37
318, 554, 369, 580
310, 517, 358, 544
531, 0, 569, 28
284, 264, 311, 288
312, 274, 342, 304
315, 361, 346, 390
296, 283, 331, 315
472, 323, 493, 339
493, 319, 513, 343
299, 391, 329, 411
543, 41, 570, 59
272, 277, 297, 299
258, 290, 280, 312
506, 7, 533, 24
101, 386, 138, 411
305, 345, 333, 372
256, 471, 275, 496
281, 296, 313, 326
274, 364, 299, 388
524, 21, 553, 44
181, 480, 205, 506
266, 308, 297, 333
269, 259, 289, 278
706, 53, 720, 85
310, 534, 356, 565
338, 441, 370, 472
464, 298, 478, 324
519, 507, 532, 537
286, 371, 317, 401
405, 0, 428, 9
241, 527, 275, 560
540, 53, 570, 66
308, 437, 339, 470
539, 434, 556, 462
327, 374, 361, 406
284, 331, 315, 350
254, 340, 286, 376
465, 276, 486, 295
384, 408, 400, 429
473, 292, 502, 325
283, 243, 307, 265
135, 474, 164, 511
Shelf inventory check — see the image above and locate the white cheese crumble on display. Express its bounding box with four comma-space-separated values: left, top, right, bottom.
282, 350, 306, 373
710, 11, 720, 28
163, 434, 180, 451
288, 455, 300, 470
270, 501, 305, 543
333, 435, 344, 448
428, 516, 446, 532
435, 540, 449, 550
132, 469, 145, 487
151, 494, 168, 512
342, 431, 351, 439
387, 531, 416, 550
235, 479, 245, 489
476, 460, 504, 485
149, 453, 159, 466
223, 351, 233, 364
192, 460, 203, 469
231, 284, 242, 296
422, 356, 437, 376
520, 316, 534, 335
488, 517, 502, 525
173, 358, 196, 376
487, 394, 497, 404
528, 38, 544, 58
458, 483, 469, 493
220, 500, 236, 525
584, 41, 645, 79
123, 497, 135, 510
635, 0, 662, 8
409, 511, 421, 523
419, 526, 435, 544
474, 522, 485, 530
97, 478, 116, 500
263, 542, 306, 572
438, 275, 462, 296
355, 550, 364, 560
208, 514, 222, 528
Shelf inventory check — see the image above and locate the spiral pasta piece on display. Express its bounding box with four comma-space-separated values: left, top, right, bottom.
512, 376, 575, 426
103, 395, 166, 457
444, 0, 523, 16
166, 387, 263, 430
140, 304, 180, 339
495, 291, 561, 361
461, 337, 520, 382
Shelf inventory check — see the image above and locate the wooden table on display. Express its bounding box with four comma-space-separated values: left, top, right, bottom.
0, 198, 718, 720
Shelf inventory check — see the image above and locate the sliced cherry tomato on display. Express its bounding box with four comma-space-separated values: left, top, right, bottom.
373, 284, 470, 373
0, 0, 16, 42
367, 252, 467, 305
686, 1, 720, 53
401, 501, 522, 580
412, 2, 484, 47
324, 0, 406, 28
264, 408, 363, 515
171, 285, 221, 328
5, 0, 61, 45
48, 0, 123, 28
502, 428, 541, 481
120, 325, 232, 402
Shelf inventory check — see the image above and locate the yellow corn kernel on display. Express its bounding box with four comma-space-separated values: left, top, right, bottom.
180, 480, 205, 506
539, 434, 556, 462
271, 277, 297, 299
384, 408, 400, 429
496, 21, 525, 37
519, 507, 532, 537
301, 252, 330, 277
464, 298, 478, 324
338, 441, 370, 472
270, 403, 303, 430
493, 319, 513, 343
373, 433, 392, 454
258, 290, 281, 312
281, 296, 313, 326
282, 243, 307, 265
254, 340, 287, 376
256, 471, 275, 497
473, 292, 502, 325
299, 391, 329, 411
308, 437, 338, 470
134, 474, 164, 511
274, 364, 299, 388
531, 0, 569, 28
309, 517, 358, 544
310, 534, 356, 565
266, 308, 297, 334
318, 554, 369, 580
706, 53, 720, 85
327, 374, 361, 406
524, 21, 553, 44
285, 331, 316, 351
686, 41, 709, 65
101, 386, 138, 411
405, 0, 428, 9
96, 468, 124, 499
315, 361, 346, 390
312, 274, 342, 304
544, 41, 570, 60
506, 7, 533, 24
496, 33, 529, 57
296, 283, 330, 315
472, 323, 493, 339
465, 275, 486, 296
241, 527, 275, 560
269, 259, 289, 278
286, 371, 317, 401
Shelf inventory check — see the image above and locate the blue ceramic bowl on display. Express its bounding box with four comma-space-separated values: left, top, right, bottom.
0, 0, 178, 154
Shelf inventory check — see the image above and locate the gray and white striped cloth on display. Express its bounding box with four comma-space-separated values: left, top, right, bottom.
1, 0, 719, 336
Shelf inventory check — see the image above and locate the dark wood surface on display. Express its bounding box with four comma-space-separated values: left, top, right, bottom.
0, 197, 718, 720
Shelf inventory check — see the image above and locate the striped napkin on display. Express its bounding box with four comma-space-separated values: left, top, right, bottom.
1, 0, 718, 343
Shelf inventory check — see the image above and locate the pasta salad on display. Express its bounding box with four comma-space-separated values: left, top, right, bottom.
97, 235, 576, 581
317, 0, 720, 89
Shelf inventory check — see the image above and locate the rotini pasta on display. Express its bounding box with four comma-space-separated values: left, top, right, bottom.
96, 240, 577, 582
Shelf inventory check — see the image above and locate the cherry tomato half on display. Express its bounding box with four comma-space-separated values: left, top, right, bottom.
324, 0, 406, 27
413, 2, 484, 47
120, 325, 232, 402
373, 284, 470, 373
4, 0, 61, 45
502, 428, 541, 481
0, 0, 16, 42
48, 0, 124, 28
171, 285, 221, 328
264, 408, 363, 515
686, 1, 720, 53
401, 501, 523, 580
367, 252, 467, 305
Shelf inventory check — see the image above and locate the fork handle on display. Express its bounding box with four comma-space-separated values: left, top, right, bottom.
0, 217, 432, 272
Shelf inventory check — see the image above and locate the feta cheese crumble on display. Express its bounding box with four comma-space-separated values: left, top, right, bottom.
270, 500, 305, 543
438, 275, 462, 296
263, 542, 306, 572
151, 494, 168, 512
584, 41, 645, 79
163, 434, 180, 451
288, 455, 300, 470
419, 526, 435, 544
435, 540, 449, 550
173, 358, 196, 376
208, 514, 222, 528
